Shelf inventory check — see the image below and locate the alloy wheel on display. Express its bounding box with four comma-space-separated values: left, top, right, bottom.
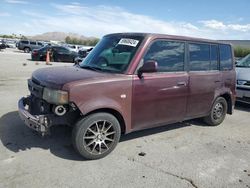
83, 120, 116, 155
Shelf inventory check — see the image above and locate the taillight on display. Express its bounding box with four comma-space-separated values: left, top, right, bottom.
32, 50, 38, 55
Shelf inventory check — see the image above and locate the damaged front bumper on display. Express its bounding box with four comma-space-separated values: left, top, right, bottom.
18, 97, 50, 135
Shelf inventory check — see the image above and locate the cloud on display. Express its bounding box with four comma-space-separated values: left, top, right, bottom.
0, 12, 11, 17
200, 19, 250, 32
5, 0, 28, 4
21, 10, 45, 18
200, 20, 227, 30
18, 3, 203, 38
3, 3, 250, 40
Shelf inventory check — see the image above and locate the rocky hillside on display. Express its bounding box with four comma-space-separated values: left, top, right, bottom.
29, 32, 96, 41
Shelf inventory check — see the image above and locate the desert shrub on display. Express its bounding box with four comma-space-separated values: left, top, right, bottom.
234, 46, 250, 57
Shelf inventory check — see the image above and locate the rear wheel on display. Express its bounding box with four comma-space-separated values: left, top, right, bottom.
72, 113, 121, 160
203, 97, 228, 126
24, 47, 30, 53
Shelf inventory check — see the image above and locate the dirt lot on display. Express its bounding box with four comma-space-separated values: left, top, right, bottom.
0, 48, 249, 188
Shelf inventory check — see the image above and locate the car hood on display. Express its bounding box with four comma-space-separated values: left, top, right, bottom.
236, 67, 250, 81
32, 66, 114, 90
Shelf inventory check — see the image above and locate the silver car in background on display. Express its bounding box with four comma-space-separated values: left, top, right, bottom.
236, 54, 250, 104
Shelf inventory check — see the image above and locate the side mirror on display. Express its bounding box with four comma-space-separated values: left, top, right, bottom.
138, 60, 158, 79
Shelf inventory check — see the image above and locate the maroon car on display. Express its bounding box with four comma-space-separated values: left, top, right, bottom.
18, 33, 236, 159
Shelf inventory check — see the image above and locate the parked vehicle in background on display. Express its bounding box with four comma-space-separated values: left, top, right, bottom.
236, 54, 250, 104
17, 40, 44, 53
74, 47, 93, 64
31, 45, 78, 63
18, 33, 236, 160
66, 44, 82, 52
0, 40, 6, 50
5, 39, 17, 48
31, 45, 50, 61
235, 57, 243, 62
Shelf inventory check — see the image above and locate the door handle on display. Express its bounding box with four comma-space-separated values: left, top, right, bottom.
214, 80, 221, 83
177, 81, 187, 86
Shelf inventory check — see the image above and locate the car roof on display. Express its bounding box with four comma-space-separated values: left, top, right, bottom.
104, 32, 231, 45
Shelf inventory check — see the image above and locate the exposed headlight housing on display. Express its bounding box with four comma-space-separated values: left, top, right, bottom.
42, 88, 68, 104
237, 80, 247, 85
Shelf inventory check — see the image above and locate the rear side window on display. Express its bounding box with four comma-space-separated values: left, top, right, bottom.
189, 43, 210, 71
30, 41, 36, 45
37, 42, 42, 46
219, 44, 233, 70
144, 40, 185, 72
21, 41, 29, 44
54, 47, 69, 53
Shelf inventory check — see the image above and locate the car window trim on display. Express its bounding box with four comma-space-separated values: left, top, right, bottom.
210, 44, 219, 71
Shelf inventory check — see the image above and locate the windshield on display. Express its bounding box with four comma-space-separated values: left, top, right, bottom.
80, 35, 144, 73
236, 54, 250, 67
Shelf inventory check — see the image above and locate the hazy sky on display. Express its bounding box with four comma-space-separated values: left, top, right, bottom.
0, 0, 250, 39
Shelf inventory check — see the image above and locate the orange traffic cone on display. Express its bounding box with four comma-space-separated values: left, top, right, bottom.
46, 50, 51, 65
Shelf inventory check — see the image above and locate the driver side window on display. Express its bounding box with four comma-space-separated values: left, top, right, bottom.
143, 40, 185, 72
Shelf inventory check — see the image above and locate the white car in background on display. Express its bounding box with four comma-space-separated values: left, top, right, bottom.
236, 54, 250, 104
65, 44, 83, 52
5, 39, 17, 48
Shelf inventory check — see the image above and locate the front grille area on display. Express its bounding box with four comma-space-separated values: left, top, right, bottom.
28, 79, 44, 98
29, 95, 52, 115
32, 77, 41, 85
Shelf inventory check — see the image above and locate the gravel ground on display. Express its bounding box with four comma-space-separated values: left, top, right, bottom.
0, 48, 249, 188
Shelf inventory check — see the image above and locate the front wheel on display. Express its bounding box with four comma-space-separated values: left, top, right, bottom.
72, 113, 121, 160
203, 97, 228, 126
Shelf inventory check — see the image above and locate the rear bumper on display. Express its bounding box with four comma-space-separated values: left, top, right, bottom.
18, 97, 50, 135
31, 54, 39, 61
236, 88, 250, 104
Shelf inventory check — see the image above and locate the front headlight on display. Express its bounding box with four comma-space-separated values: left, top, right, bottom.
42, 88, 68, 104
237, 80, 247, 85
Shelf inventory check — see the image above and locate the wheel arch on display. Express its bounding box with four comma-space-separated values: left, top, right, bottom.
220, 93, 233, 114
84, 108, 126, 134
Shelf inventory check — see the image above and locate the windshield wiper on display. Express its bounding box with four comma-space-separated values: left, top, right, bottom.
81, 65, 121, 73
81, 65, 103, 72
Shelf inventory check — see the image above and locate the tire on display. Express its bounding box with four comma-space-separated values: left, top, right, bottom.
203, 97, 228, 126
72, 113, 121, 160
24, 47, 30, 53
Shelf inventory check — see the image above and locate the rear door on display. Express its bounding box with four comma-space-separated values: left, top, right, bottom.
132, 40, 189, 130
186, 43, 221, 118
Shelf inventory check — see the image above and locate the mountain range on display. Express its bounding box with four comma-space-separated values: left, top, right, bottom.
28, 32, 97, 41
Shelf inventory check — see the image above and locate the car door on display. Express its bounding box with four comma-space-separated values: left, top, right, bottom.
132, 40, 189, 130
61, 47, 72, 62
53, 47, 69, 62
186, 43, 221, 118
30, 41, 37, 50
